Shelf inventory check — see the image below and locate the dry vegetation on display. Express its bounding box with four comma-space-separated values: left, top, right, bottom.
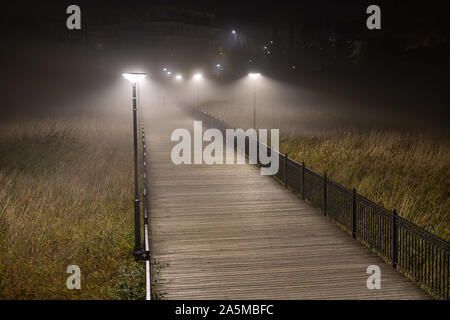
199, 102, 450, 242
281, 131, 450, 241
0, 116, 145, 299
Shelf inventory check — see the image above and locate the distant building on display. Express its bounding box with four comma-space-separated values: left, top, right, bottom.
84, 6, 222, 52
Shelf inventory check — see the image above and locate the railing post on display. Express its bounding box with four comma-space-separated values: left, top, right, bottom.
256, 134, 259, 166
351, 188, 357, 239
284, 153, 288, 188
392, 209, 398, 269
301, 162, 305, 199
323, 173, 327, 216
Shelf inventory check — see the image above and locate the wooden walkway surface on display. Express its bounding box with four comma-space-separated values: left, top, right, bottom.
146, 103, 428, 300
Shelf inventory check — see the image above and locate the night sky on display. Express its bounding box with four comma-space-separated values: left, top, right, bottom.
3, 1, 448, 31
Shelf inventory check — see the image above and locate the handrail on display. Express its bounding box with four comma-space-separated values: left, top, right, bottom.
140, 109, 151, 300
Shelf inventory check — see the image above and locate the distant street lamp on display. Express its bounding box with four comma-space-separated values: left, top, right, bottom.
248, 73, 261, 129
232, 30, 237, 41
193, 73, 203, 107
175, 74, 183, 81
193, 73, 202, 81
216, 64, 222, 75
122, 72, 146, 260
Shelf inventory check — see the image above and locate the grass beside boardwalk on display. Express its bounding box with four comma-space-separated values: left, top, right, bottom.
198, 103, 449, 242
0, 117, 145, 299
280, 131, 449, 242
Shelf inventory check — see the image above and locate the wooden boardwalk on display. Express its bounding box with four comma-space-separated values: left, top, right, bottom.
146, 103, 428, 300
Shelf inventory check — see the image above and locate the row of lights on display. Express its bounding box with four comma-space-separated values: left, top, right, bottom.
162, 66, 204, 82
122, 70, 262, 146
156, 29, 243, 81
163, 65, 225, 80
122, 72, 261, 83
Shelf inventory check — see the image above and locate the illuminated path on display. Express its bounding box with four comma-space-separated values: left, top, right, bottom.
146, 102, 428, 300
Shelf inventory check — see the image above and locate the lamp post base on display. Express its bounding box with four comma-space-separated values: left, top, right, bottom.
133, 247, 145, 261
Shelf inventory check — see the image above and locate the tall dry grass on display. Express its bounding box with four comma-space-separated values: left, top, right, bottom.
197, 102, 450, 242
281, 131, 449, 241
0, 116, 144, 299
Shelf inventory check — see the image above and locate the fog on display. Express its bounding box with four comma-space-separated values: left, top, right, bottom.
1, 0, 449, 142
2, 38, 449, 142
143, 72, 450, 138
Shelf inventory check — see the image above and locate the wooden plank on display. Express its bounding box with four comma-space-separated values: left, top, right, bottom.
146, 104, 429, 300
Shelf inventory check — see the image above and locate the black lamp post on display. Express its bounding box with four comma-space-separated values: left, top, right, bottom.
123, 72, 146, 260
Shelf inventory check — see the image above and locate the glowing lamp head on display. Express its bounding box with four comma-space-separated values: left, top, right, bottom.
175, 74, 183, 81
249, 73, 261, 79
122, 72, 146, 83
232, 30, 236, 34
193, 73, 203, 81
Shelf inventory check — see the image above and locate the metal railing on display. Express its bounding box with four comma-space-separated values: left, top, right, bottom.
140, 118, 151, 300
138, 98, 151, 300
193, 107, 450, 300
